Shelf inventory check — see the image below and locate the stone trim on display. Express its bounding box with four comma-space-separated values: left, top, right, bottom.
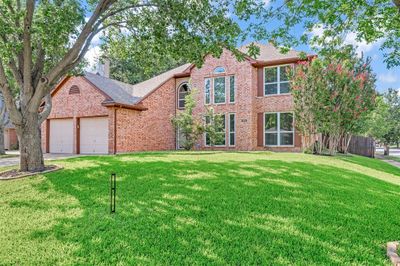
387, 241, 400, 266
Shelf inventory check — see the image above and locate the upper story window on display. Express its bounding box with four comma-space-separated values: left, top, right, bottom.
213, 77, 226, 104
69, 85, 80, 95
177, 83, 190, 109
264, 65, 291, 96
204, 78, 211, 104
213, 66, 226, 74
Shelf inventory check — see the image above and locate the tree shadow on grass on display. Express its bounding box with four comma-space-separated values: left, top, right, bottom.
26, 156, 400, 265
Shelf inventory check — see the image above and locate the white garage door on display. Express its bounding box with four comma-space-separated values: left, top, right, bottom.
80, 117, 108, 154
50, 119, 74, 153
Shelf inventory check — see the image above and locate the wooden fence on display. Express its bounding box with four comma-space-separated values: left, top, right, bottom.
347, 135, 375, 158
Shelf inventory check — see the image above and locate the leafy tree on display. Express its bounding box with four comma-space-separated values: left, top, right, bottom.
250, 0, 400, 67
101, 40, 183, 84
171, 89, 204, 151
0, 0, 261, 172
291, 53, 376, 155
363, 89, 400, 155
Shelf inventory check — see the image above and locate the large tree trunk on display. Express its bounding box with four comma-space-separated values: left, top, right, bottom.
0, 126, 5, 155
384, 144, 390, 156
18, 113, 44, 172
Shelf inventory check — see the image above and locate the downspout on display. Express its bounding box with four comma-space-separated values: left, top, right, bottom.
174, 78, 177, 150
114, 107, 117, 154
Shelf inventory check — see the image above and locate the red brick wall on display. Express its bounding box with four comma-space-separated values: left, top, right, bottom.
114, 78, 177, 152
189, 49, 255, 150
188, 49, 301, 152
41, 76, 110, 153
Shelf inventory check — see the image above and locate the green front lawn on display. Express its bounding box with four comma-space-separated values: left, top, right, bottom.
1, 152, 399, 265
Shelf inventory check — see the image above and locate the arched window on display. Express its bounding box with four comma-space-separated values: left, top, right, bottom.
213, 66, 226, 74
177, 83, 190, 109
69, 85, 80, 95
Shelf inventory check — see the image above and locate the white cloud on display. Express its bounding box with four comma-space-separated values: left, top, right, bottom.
343, 32, 380, 56
84, 45, 102, 71
378, 71, 398, 83
263, 0, 271, 6
308, 25, 381, 56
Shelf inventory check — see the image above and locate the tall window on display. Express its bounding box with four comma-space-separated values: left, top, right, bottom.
229, 113, 235, 146
177, 83, 190, 109
264, 112, 294, 146
264, 65, 291, 95
213, 77, 226, 104
204, 78, 211, 104
205, 114, 226, 146
229, 76, 235, 103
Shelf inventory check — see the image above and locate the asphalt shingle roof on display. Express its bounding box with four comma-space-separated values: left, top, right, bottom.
84, 63, 191, 106
239, 43, 302, 61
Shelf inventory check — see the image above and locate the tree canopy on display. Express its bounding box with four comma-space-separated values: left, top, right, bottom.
0, 0, 266, 171
250, 0, 400, 67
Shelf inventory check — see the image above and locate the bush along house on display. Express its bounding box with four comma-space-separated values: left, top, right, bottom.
41, 43, 312, 154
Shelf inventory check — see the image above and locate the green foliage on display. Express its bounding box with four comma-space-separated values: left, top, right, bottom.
251, 0, 400, 67
291, 52, 376, 154
171, 89, 204, 150
0, 152, 399, 264
363, 89, 400, 146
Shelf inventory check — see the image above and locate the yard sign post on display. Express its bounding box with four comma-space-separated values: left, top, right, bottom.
110, 173, 116, 213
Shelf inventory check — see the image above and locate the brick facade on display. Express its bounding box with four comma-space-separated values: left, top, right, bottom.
42, 48, 303, 154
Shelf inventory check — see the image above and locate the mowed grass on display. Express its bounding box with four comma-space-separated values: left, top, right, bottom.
0, 152, 399, 265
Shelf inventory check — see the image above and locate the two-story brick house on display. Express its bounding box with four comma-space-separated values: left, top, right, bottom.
41, 43, 309, 154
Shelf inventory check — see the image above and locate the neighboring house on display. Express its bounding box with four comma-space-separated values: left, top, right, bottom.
4, 121, 18, 150
41, 43, 310, 154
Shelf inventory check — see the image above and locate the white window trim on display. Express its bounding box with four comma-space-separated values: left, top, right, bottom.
204, 113, 227, 147
263, 64, 292, 96
204, 78, 212, 105
263, 112, 295, 147
229, 75, 236, 104
213, 76, 226, 105
177, 82, 190, 109
228, 113, 236, 147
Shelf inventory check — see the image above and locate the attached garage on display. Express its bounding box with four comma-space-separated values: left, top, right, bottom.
49, 119, 73, 153
79, 117, 109, 154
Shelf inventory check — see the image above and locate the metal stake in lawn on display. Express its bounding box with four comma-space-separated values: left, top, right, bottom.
110, 173, 116, 213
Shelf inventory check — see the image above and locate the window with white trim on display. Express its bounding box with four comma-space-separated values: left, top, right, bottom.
228, 113, 235, 146
213, 77, 226, 104
204, 78, 211, 104
205, 114, 226, 146
229, 76, 235, 103
264, 65, 291, 95
177, 83, 190, 109
264, 112, 294, 146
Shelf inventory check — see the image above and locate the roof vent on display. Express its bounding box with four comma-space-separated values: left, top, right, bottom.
69, 85, 80, 95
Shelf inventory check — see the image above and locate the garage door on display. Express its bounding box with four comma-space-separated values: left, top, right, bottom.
50, 119, 73, 153
80, 117, 108, 154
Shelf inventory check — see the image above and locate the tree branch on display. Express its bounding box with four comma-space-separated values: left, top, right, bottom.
0, 61, 22, 126
32, 43, 45, 88
22, 0, 35, 106
30, 0, 116, 112
393, 0, 400, 11
38, 93, 52, 124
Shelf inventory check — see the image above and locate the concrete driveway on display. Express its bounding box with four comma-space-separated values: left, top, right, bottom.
0, 152, 80, 167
